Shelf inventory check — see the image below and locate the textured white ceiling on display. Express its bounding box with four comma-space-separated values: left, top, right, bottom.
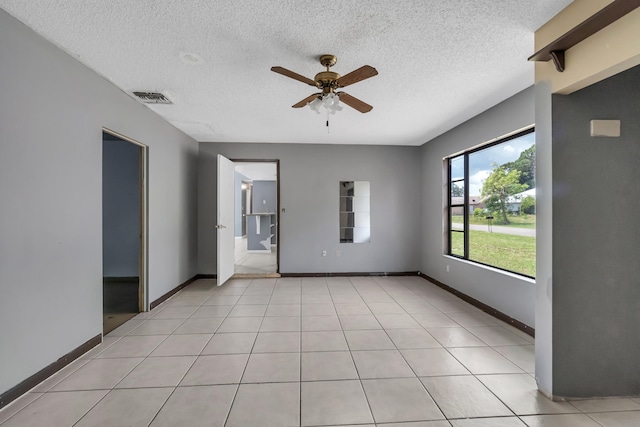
0, 1, 572, 146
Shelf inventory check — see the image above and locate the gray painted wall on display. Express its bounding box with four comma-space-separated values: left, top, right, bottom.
252, 181, 277, 214
0, 10, 198, 396
252, 180, 277, 245
419, 87, 536, 327
198, 143, 422, 274
103, 137, 141, 277
246, 214, 275, 250
551, 65, 640, 397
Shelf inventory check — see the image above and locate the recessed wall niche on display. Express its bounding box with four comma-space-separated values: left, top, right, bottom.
339, 181, 370, 243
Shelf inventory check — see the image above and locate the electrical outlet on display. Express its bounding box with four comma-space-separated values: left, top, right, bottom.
336, 250, 341, 257
446, 265, 450, 272
322, 250, 327, 257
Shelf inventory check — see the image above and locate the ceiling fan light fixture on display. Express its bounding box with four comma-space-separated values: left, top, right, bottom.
328, 96, 342, 114
322, 92, 336, 107
308, 97, 322, 113
308, 92, 342, 114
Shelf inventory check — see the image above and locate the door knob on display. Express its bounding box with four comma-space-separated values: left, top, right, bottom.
215, 224, 227, 229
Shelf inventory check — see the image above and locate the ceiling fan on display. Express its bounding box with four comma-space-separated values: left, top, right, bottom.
271, 54, 378, 114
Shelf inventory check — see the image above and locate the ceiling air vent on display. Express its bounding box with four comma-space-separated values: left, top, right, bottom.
132, 91, 172, 104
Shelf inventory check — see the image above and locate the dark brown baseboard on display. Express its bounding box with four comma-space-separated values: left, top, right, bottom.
280, 271, 419, 278
418, 273, 534, 337
150, 275, 201, 309
103, 276, 139, 283
0, 334, 101, 410
196, 274, 217, 280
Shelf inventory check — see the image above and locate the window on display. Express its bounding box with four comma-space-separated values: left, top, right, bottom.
446, 127, 535, 278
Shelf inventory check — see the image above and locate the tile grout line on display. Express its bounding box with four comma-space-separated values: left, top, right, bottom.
90, 291, 215, 426
367, 277, 533, 423
386, 279, 522, 422
69, 390, 109, 427
339, 277, 376, 426
369, 277, 450, 423
134, 277, 241, 427
299, 279, 303, 427
222, 278, 271, 427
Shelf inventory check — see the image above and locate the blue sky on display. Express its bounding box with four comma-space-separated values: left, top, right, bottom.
451, 132, 535, 196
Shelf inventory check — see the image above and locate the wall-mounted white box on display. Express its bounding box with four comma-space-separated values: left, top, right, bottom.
590, 120, 620, 137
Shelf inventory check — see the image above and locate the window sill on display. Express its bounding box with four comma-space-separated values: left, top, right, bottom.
443, 255, 535, 284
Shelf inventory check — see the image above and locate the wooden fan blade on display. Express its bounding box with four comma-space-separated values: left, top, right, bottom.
271, 66, 317, 86
292, 93, 321, 108
335, 65, 378, 87
337, 92, 373, 113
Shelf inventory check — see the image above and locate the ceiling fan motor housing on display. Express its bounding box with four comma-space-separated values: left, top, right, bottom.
315, 71, 341, 93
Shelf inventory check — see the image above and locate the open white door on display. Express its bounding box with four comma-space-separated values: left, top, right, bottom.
217, 154, 235, 286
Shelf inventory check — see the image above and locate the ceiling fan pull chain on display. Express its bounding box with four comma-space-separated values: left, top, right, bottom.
326, 110, 330, 132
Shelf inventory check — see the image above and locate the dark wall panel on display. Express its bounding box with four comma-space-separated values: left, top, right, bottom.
552, 65, 640, 397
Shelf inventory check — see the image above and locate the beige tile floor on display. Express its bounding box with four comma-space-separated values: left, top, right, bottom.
2, 276, 640, 426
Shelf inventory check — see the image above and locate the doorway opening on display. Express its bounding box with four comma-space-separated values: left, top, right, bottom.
102, 129, 148, 334
233, 161, 279, 277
